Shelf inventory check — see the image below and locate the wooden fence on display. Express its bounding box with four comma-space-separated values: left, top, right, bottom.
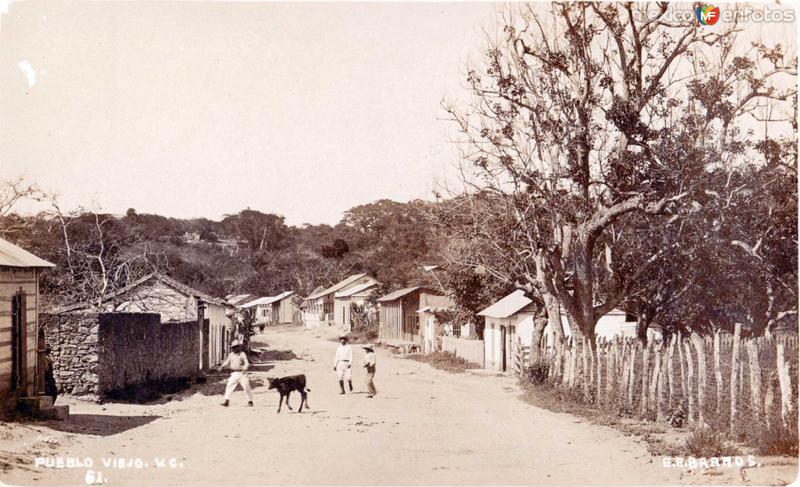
528, 326, 798, 434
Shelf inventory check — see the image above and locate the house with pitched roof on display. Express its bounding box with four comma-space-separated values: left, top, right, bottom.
303, 274, 378, 328
57, 273, 234, 367
333, 281, 379, 331
477, 290, 543, 372
377, 286, 442, 345
240, 291, 299, 326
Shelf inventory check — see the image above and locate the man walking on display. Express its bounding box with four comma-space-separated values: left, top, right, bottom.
218, 339, 253, 407
362, 344, 377, 398
333, 334, 353, 394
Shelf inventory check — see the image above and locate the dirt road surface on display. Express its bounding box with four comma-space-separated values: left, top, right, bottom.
1, 326, 796, 486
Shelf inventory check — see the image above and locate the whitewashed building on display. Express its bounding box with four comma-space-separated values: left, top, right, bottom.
478, 290, 539, 373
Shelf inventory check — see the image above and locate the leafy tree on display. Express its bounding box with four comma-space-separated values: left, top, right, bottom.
441, 3, 796, 344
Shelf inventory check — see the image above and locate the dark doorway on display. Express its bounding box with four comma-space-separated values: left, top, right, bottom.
11, 291, 28, 393
500, 325, 507, 372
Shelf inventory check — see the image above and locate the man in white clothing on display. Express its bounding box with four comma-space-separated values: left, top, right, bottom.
333, 334, 353, 394
218, 339, 253, 407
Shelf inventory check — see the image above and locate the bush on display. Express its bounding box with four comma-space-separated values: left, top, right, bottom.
525, 359, 550, 385
407, 351, 476, 373
754, 423, 799, 457
683, 426, 737, 457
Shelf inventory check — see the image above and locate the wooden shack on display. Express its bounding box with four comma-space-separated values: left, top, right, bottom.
377, 287, 439, 344
0, 238, 55, 412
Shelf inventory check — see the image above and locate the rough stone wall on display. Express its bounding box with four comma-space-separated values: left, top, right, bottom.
41, 312, 199, 399
40, 312, 102, 397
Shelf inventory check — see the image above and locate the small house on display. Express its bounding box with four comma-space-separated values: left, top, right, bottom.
0, 238, 55, 412
377, 287, 440, 344
303, 274, 378, 328
333, 281, 379, 331
416, 294, 456, 354
268, 291, 300, 325
544, 307, 662, 348
478, 290, 541, 373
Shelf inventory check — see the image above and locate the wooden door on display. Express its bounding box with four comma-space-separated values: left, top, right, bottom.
500, 325, 507, 372
11, 292, 28, 392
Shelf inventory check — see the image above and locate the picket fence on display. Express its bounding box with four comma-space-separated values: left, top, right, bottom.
527, 324, 798, 434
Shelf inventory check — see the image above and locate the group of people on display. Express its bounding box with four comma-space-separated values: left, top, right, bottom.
333, 334, 377, 398
217, 333, 377, 406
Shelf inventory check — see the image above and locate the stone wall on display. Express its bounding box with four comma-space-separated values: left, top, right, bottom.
41, 312, 199, 400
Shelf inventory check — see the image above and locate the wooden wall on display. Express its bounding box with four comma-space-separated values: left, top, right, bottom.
0, 267, 40, 402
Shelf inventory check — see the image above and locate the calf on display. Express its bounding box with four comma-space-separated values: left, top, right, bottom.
267, 374, 310, 413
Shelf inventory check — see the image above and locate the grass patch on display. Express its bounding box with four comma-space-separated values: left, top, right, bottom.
683, 426, 738, 457
406, 351, 477, 373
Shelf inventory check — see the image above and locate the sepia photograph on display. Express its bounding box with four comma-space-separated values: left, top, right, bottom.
0, 1, 798, 486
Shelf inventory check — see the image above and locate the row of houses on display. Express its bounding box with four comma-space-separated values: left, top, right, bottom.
299, 273, 663, 375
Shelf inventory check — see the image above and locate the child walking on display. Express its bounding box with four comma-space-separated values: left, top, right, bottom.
362, 344, 377, 398
218, 340, 253, 407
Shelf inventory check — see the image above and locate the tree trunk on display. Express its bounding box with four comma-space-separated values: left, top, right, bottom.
529, 316, 548, 363
542, 293, 565, 342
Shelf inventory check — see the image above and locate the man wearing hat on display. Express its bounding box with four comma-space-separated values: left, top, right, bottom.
333, 334, 353, 394
218, 339, 253, 407
362, 344, 377, 398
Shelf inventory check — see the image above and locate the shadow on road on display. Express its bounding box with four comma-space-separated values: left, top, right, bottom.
43, 414, 160, 436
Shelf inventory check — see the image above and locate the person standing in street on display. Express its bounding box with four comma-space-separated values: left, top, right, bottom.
333, 334, 353, 394
362, 344, 377, 398
218, 339, 253, 407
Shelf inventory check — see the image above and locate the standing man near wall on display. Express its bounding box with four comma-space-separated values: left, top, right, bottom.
218, 340, 253, 407
333, 334, 353, 394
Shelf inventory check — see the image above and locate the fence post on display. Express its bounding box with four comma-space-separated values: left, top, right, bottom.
666, 335, 676, 412
581, 337, 589, 399
606, 339, 615, 404
730, 322, 742, 434
777, 342, 793, 428
714, 330, 723, 415
649, 342, 661, 420
745, 339, 763, 423
685, 337, 695, 424
690, 333, 707, 425
596, 339, 604, 406
640, 340, 651, 417
627, 340, 637, 410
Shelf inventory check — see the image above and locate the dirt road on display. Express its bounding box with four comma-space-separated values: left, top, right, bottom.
1, 326, 796, 486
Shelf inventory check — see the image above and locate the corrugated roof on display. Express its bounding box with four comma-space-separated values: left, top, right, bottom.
239, 296, 272, 308
307, 274, 370, 300
334, 281, 378, 298
417, 294, 455, 312
0, 237, 55, 268
241, 291, 296, 307
267, 290, 295, 303
477, 290, 534, 318
377, 286, 438, 303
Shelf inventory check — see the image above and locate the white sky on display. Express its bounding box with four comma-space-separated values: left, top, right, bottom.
0, 2, 498, 225
1, 2, 795, 225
